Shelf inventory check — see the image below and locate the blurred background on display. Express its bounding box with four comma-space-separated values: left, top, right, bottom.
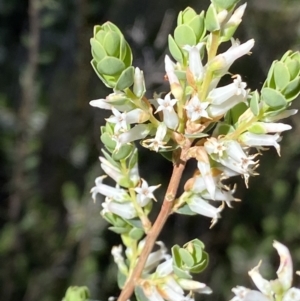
1, 0, 300, 300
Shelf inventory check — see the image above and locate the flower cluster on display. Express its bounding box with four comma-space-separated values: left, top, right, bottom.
111, 239, 212, 301
87, 0, 300, 300
230, 241, 300, 301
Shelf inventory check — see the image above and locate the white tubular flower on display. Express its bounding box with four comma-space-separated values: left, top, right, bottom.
90, 176, 128, 202
106, 108, 128, 133
217, 9, 228, 25
183, 43, 205, 81
155, 258, 173, 277
160, 277, 192, 301
165, 55, 180, 85
185, 95, 210, 121
205, 139, 258, 186
262, 109, 298, 122
226, 3, 247, 27
204, 137, 227, 157
90, 92, 135, 111
129, 160, 140, 187
142, 122, 169, 152
248, 261, 273, 297
210, 39, 254, 72
135, 179, 161, 207
102, 198, 137, 219
177, 278, 212, 294
231, 242, 300, 301
207, 75, 247, 105
273, 241, 293, 291
107, 108, 149, 134
249, 122, 292, 134
208, 94, 245, 117
156, 93, 179, 130
187, 195, 223, 227
99, 156, 123, 183
189, 174, 237, 206
143, 241, 170, 274
111, 245, 128, 274
196, 148, 216, 199
165, 55, 183, 100
230, 286, 270, 301
115, 124, 151, 149
282, 288, 300, 301
239, 132, 282, 155
133, 67, 145, 98
144, 286, 165, 301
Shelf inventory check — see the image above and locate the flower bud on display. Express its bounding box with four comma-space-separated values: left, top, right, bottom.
90, 22, 134, 90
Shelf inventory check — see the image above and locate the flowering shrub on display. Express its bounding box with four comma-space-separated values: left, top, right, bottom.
63, 0, 300, 300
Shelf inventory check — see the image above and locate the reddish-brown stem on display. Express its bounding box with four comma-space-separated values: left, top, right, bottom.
117, 141, 191, 301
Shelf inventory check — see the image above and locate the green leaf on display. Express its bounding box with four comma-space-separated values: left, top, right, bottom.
91, 59, 116, 88
184, 132, 209, 139
103, 31, 120, 56
121, 41, 133, 67
172, 245, 181, 266
117, 270, 127, 289
108, 226, 130, 234
90, 38, 106, 61
63, 286, 90, 301
128, 228, 144, 240
205, 4, 220, 32
158, 150, 172, 162
264, 61, 276, 89
212, 122, 235, 136
212, 0, 239, 10
180, 7, 197, 24
101, 149, 120, 169
274, 61, 290, 90
115, 66, 135, 90
112, 144, 133, 161
95, 29, 106, 44
228, 102, 248, 125
282, 78, 300, 102
174, 25, 197, 46
128, 148, 138, 170
188, 14, 205, 41
168, 34, 184, 64
261, 88, 287, 108
250, 90, 260, 116
125, 218, 143, 229
101, 132, 117, 151
175, 203, 197, 215
179, 248, 194, 267
190, 257, 208, 273
286, 59, 300, 80
173, 264, 192, 279
97, 57, 125, 76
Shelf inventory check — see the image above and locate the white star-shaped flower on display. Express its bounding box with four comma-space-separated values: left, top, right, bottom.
135, 179, 161, 206
106, 107, 128, 133
185, 95, 210, 121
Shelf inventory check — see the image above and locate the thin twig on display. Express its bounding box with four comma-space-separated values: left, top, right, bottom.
117, 140, 192, 301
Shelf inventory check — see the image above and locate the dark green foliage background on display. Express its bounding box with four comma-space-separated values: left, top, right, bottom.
1, 0, 300, 300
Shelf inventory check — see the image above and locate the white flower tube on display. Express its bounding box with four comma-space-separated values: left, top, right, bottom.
188, 195, 223, 226
90, 176, 128, 202
102, 198, 137, 219
156, 93, 179, 130
239, 132, 282, 155
183, 43, 205, 81
273, 241, 293, 291
210, 39, 254, 72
